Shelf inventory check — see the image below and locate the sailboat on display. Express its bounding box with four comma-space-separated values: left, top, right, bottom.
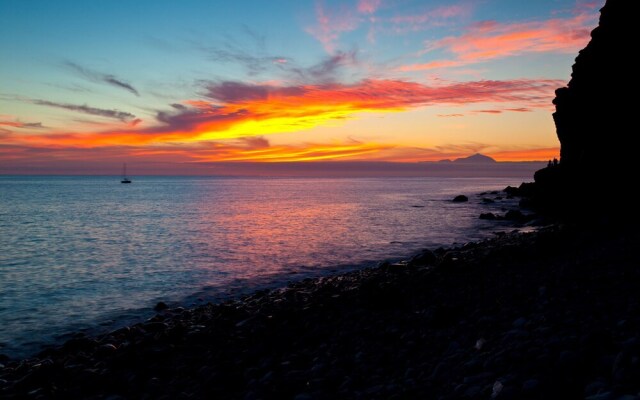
121, 163, 132, 184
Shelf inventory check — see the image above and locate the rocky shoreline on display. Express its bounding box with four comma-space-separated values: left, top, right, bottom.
2, 219, 639, 399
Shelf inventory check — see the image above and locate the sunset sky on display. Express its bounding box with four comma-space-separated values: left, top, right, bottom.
0, 0, 603, 173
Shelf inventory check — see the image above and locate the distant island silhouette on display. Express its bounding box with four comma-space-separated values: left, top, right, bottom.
437, 153, 498, 164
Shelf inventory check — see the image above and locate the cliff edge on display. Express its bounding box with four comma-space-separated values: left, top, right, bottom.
534, 0, 635, 220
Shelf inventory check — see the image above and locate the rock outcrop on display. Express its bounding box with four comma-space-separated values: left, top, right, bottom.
534, 0, 635, 220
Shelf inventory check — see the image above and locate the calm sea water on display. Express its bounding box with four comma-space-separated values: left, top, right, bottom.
0, 176, 526, 357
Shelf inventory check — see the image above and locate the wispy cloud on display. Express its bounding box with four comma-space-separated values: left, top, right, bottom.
31, 99, 140, 123
286, 50, 358, 83
154, 78, 561, 139
389, 4, 472, 32
65, 62, 140, 96
358, 0, 382, 14
205, 45, 291, 77
0, 137, 392, 165
475, 109, 503, 114
307, 1, 471, 52
306, 0, 361, 53
438, 107, 533, 117
0, 120, 44, 129
202, 38, 356, 83
6, 77, 561, 151
400, 12, 596, 71
203, 81, 305, 103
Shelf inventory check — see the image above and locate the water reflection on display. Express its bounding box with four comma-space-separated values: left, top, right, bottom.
0, 176, 522, 356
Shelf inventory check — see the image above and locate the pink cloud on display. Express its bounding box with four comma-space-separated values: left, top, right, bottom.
398, 59, 464, 72
504, 107, 532, 112
358, 0, 381, 14
306, 1, 361, 53
441, 16, 593, 61
475, 109, 502, 114
390, 4, 472, 32
400, 12, 597, 71
474, 107, 535, 114
574, 0, 603, 13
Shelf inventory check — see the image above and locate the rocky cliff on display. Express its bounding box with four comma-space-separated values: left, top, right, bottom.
535, 0, 635, 219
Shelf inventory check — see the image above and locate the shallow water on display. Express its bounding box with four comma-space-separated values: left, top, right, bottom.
0, 176, 525, 357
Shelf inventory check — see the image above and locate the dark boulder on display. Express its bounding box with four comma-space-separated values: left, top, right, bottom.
505, 210, 530, 223
154, 301, 169, 311
452, 195, 468, 203
409, 250, 437, 267
504, 186, 520, 196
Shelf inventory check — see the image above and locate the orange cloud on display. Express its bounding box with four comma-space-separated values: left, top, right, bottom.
192, 141, 393, 162
401, 13, 596, 71
0, 138, 392, 167
3, 77, 562, 163
475, 109, 503, 114
0, 139, 555, 173
0, 120, 44, 129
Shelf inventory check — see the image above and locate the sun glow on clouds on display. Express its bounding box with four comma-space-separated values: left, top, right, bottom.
488, 147, 559, 162
3, 78, 561, 156
192, 141, 392, 162
0, 0, 605, 170
400, 13, 596, 71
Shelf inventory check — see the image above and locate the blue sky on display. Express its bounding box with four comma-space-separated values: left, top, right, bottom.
0, 0, 603, 172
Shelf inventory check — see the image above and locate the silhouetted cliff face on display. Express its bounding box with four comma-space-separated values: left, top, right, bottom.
535, 0, 635, 219
553, 0, 634, 172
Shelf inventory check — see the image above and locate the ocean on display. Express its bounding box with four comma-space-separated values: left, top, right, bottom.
0, 175, 527, 358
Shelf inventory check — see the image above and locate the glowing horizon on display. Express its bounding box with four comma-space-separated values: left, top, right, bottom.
0, 0, 603, 172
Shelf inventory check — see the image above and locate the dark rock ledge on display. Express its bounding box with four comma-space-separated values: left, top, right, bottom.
2, 225, 640, 399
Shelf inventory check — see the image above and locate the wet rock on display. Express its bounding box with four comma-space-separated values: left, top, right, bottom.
464, 385, 482, 397
505, 210, 527, 222
142, 322, 168, 332
615, 395, 639, 400
154, 302, 169, 311
491, 381, 504, 398
409, 250, 437, 267
512, 317, 528, 328
503, 186, 520, 196
453, 195, 469, 202
480, 213, 498, 220
522, 379, 540, 392
585, 393, 614, 400
63, 337, 97, 352
96, 343, 117, 356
